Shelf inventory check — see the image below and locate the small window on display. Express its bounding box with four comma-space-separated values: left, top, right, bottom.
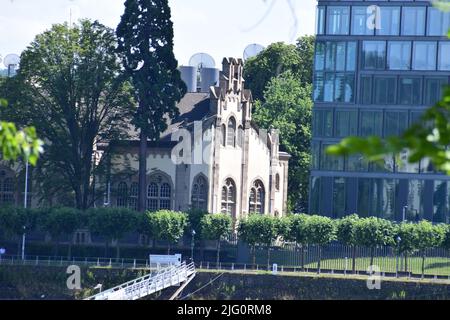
275, 174, 280, 192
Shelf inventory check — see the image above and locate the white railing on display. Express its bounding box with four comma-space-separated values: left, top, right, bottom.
85, 261, 196, 300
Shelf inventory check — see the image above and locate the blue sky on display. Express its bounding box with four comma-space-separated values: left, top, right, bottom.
0, 0, 316, 68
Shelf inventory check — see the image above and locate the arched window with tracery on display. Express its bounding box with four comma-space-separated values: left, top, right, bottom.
221, 178, 236, 216
191, 175, 208, 211
249, 180, 265, 214
227, 117, 236, 147
116, 182, 128, 208
147, 175, 172, 211
221, 124, 226, 147
129, 182, 138, 211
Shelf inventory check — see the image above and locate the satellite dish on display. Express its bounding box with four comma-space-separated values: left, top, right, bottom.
3, 54, 20, 68
189, 53, 215, 70
243, 44, 265, 61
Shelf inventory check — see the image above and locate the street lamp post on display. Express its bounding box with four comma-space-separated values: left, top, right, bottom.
21, 160, 29, 261
191, 230, 196, 262
396, 236, 401, 278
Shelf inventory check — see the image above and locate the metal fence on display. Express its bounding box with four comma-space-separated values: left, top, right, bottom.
1, 243, 450, 279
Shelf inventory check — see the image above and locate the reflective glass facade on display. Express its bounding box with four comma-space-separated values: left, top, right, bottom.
311, 0, 450, 222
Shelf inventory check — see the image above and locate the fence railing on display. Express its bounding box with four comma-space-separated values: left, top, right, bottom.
2, 243, 450, 280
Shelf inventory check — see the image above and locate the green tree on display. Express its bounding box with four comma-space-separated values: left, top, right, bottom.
0, 207, 39, 257
282, 214, 309, 270
354, 217, 395, 267
394, 222, 417, 273
413, 221, 446, 278
252, 72, 312, 212
148, 210, 188, 254
1, 20, 135, 209
335, 214, 360, 273
117, 0, 186, 211
303, 215, 336, 272
238, 214, 281, 268
244, 39, 313, 101
88, 208, 137, 259
200, 214, 232, 266
40, 207, 81, 258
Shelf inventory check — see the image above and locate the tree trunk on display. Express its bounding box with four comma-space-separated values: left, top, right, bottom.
317, 245, 321, 274
267, 245, 271, 270
167, 243, 171, 255
301, 244, 305, 271
138, 130, 148, 212
352, 245, 356, 274
404, 253, 408, 273
370, 247, 374, 267
421, 252, 426, 278
216, 240, 221, 267
252, 245, 256, 269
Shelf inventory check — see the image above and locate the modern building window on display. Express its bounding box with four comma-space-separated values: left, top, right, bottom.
116, 182, 128, 208
249, 180, 265, 214
377, 6, 400, 36
384, 111, 408, 137
433, 181, 450, 224
334, 73, 355, 103
413, 42, 437, 70
333, 177, 347, 218
310, 177, 322, 214
313, 109, 333, 137
221, 178, 236, 216
147, 175, 172, 211
312, 142, 321, 170
191, 176, 208, 211
401, 7, 426, 36
351, 6, 373, 35
357, 178, 371, 217
424, 77, 448, 106
360, 111, 382, 137
346, 42, 357, 71
327, 6, 350, 35
321, 144, 344, 171
227, 117, 236, 147
407, 180, 425, 221
335, 110, 358, 138
315, 42, 325, 71
372, 179, 397, 221
427, 7, 450, 36
316, 6, 325, 35
398, 77, 422, 105
129, 182, 138, 211
362, 41, 386, 70
438, 42, 450, 71
374, 77, 396, 105
387, 41, 411, 70
360, 76, 373, 104
313, 73, 324, 102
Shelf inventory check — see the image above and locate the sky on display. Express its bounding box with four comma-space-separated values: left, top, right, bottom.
0, 0, 317, 68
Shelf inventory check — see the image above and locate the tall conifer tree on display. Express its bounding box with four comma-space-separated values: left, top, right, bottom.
117, 0, 186, 211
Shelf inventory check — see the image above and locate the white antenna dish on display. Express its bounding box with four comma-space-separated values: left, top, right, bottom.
189, 53, 215, 70
3, 54, 20, 68
243, 44, 265, 61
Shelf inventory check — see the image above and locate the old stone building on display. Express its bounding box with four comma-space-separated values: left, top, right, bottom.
104, 58, 290, 220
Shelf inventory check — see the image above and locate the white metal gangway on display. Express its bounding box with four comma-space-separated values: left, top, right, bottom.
85, 261, 196, 300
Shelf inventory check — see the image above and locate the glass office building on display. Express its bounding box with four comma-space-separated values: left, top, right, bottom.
310, 0, 450, 222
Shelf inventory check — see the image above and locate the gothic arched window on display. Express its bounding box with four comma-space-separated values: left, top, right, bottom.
227, 117, 236, 147
147, 175, 172, 211
221, 124, 226, 147
249, 180, 265, 214
221, 178, 236, 217
116, 182, 128, 208
129, 182, 138, 211
275, 174, 280, 191
237, 126, 244, 148
192, 176, 208, 211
